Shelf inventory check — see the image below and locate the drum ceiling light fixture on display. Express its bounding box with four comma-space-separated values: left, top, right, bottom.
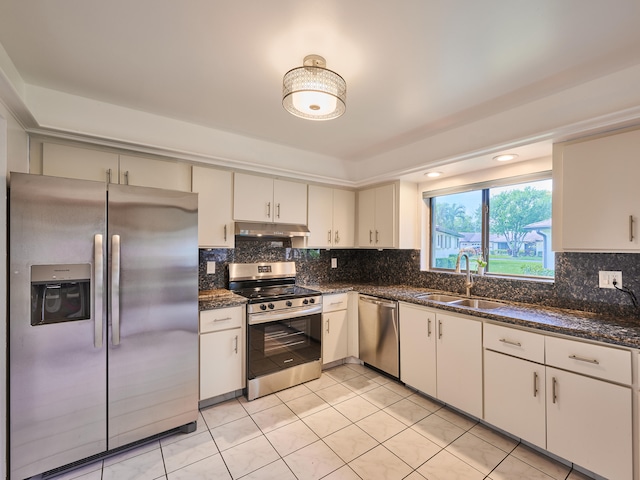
282, 54, 346, 121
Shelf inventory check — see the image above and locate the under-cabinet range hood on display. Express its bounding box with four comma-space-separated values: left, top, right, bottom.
235, 222, 310, 238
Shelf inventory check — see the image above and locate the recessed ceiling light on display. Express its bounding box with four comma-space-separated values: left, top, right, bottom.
493, 153, 519, 162
425, 171, 442, 178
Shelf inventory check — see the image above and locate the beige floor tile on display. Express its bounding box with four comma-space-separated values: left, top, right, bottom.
341, 374, 380, 394
511, 444, 571, 480
314, 383, 357, 405
412, 412, 465, 448
284, 440, 345, 480
333, 395, 380, 422
324, 365, 361, 383
161, 431, 218, 473
349, 445, 412, 480
405, 392, 443, 412
321, 464, 363, 480
200, 399, 248, 430
102, 447, 166, 480
323, 424, 378, 462
264, 420, 319, 457
284, 392, 330, 418
356, 409, 406, 442
383, 428, 441, 468
302, 406, 352, 438
435, 407, 478, 430
445, 431, 508, 475
239, 459, 296, 480
304, 373, 338, 392
275, 383, 313, 403
238, 393, 282, 415
361, 384, 403, 408
209, 416, 261, 451
469, 423, 518, 453
250, 403, 297, 433
220, 435, 279, 479
384, 397, 431, 426
489, 455, 556, 480
166, 453, 230, 480
416, 449, 485, 480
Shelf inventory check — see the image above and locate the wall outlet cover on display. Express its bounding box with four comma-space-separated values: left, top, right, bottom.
598, 270, 622, 289
207, 261, 216, 274
331, 258, 337, 268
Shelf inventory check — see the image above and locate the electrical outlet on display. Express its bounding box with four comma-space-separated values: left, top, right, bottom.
599, 270, 622, 289
331, 258, 338, 269
207, 261, 216, 274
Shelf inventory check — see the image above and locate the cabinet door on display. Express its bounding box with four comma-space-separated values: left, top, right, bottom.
484, 350, 545, 448
119, 155, 191, 192
192, 166, 233, 247
233, 173, 274, 222
200, 328, 243, 400
374, 184, 395, 248
274, 179, 307, 225
307, 185, 334, 248
546, 367, 632, 480
43, 143, 119, 182
333, 189, 355, 247
399, 303, 436, 397
561, 129, 640, 251
322, 309, 348, 365
357, 188, 376, 247
436, 313, 482, 418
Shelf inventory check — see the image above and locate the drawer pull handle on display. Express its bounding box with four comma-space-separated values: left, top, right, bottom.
328, 230, 332, 243
499, 338, 522, 347
569, 354, 599, 365
284, 358, 294, 364
330, 302, 343, 306
630, 215, 634, 242
213, 317, 233, 322
427, 318, 432, 337
234, 335, 238, 354
552, 377, 558, 403
326, 319, 330, 334
533, 371, 538, 397
438, 320, 443, 339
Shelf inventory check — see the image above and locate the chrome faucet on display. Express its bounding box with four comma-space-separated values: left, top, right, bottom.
455, 249, 476, 297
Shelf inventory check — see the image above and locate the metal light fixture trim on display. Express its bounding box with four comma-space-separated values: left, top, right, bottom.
283, 55, 346, 121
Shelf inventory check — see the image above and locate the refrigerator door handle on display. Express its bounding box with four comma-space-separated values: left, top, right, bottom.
94, 234, 104, 348
111, 234, 121, 345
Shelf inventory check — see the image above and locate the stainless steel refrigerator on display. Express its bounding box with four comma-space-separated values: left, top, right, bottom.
9, 173, 199, 479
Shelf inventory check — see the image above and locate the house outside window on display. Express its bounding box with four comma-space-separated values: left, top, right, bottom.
425, 174, 554, 279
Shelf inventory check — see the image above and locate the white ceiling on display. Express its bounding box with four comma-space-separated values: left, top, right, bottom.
1, 0, 640, 184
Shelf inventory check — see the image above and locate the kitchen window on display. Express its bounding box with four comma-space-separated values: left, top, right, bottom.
424, 172, 554, 279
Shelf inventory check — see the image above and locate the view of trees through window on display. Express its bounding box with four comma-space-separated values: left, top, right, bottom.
430, 178, 553, 278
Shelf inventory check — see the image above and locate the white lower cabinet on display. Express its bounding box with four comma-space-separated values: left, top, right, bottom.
322, 293, 349, 365
199, 306, 245, 401
436, 313, 483, 418
484, 350, 546, 448
399, 303, 436, 397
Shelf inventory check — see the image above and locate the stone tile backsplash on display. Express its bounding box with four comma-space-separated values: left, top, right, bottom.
200, 239, 640, 318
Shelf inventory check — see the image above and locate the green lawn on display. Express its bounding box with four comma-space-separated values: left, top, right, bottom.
488, 255, 552, 276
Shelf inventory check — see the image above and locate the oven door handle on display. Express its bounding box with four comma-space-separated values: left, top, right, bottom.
248, 304, 322, 325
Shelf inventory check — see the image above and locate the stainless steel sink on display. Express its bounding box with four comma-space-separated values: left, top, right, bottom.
449, 298, 505, 310
416, 293, 465, 303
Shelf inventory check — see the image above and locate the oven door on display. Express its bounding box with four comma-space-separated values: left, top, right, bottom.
248, 310, 322, 379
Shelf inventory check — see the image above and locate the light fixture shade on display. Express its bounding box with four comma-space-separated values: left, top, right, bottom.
283, 55, 346, 121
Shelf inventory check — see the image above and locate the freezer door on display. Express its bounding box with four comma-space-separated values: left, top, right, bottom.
107, 184, 198, 449
9, 174, 108, 480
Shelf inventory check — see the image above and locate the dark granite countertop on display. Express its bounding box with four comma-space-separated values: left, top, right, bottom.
303, 283, 640, 350
198, 289, 247, 311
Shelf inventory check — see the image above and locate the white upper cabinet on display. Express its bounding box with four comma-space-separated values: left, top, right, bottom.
358, 184, 395, 248
233, 172, 307, 224
192, 166, 234, 248
42, 143, 191, 191
555, 128, 640, 251
307, 185, 355, 248
357, 181, 418, 249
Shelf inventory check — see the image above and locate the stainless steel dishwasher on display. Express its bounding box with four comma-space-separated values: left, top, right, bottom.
358, 295, 399, 378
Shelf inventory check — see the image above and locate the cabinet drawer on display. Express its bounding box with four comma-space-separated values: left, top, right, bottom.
545, 336, 631, 385
323, 293, 348, 313
484, 323, 545, 364
200, 306, 243, 333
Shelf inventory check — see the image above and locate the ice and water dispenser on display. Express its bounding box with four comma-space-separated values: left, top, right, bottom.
30, 264, 91, 326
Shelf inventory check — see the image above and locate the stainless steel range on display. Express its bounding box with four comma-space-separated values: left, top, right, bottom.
229, 262, 322, 400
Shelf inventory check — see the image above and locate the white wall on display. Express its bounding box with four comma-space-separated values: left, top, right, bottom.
0, 99, 29, 480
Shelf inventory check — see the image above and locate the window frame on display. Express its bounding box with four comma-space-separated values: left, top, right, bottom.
423, 171, 553, 279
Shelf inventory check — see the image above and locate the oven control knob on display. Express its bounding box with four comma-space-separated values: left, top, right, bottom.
303, 299, 309, 305
260, 304, 267, 311
309, 298, 315, 304
286, 300, 292, 307
268, 303, 275, 309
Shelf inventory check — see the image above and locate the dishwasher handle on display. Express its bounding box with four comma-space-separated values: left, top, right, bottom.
359, 295, 397, 309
